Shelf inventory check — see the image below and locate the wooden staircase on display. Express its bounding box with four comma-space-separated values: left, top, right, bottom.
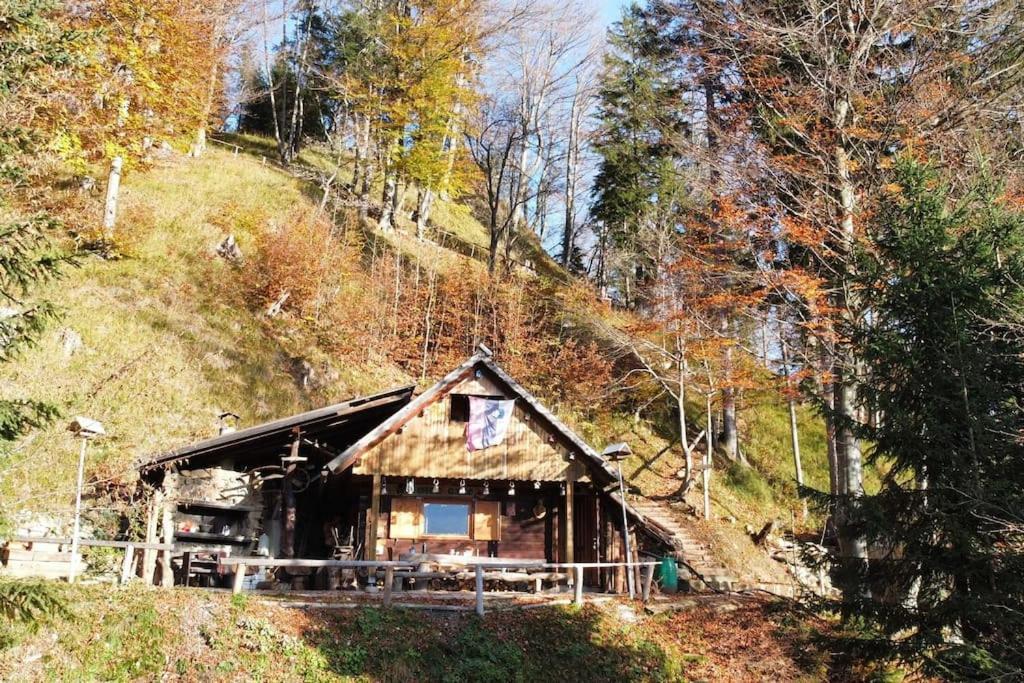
629, 498, 746, 592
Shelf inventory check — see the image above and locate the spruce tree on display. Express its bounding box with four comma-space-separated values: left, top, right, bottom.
591, 3, 687, 301
849, 160, 1024, 678
0, 1, 72, 444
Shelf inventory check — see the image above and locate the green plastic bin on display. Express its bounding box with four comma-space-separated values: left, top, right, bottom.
658, 557, 679, 594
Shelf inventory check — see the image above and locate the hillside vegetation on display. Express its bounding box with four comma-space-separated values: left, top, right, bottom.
0, 584, 838, 682
2, 141, 831, 582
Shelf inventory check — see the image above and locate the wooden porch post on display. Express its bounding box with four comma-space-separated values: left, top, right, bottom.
367, 474, 381, 561
160, 501, 174, 588
282, 435, 300, 558
563, 468, 575, 566
142, 490, 160, 585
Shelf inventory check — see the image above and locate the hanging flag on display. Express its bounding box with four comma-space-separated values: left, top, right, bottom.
466, 397, 515, 451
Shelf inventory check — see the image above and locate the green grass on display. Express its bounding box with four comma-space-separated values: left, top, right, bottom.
0, 148, 409, 531
1, 583, 836, 681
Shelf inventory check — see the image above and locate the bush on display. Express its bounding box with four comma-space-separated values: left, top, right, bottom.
725, 460, 773, 503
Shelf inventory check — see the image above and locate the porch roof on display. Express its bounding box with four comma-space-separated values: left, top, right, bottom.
139, 384, 415, 475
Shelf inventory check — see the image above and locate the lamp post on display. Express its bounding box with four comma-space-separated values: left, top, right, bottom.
602, 442, 634, 599
68, 417, 105, 583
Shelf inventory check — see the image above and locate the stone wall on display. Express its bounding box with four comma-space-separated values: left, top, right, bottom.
164, 467, 264, 539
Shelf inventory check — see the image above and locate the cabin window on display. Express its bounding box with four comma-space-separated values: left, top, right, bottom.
450, 394, 470, 422
423, 502, 471, 536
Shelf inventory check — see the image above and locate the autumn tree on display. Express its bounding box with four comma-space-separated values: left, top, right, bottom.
677, 0, 1024, 600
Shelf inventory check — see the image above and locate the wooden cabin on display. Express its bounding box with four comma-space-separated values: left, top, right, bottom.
139, 347, 672, 591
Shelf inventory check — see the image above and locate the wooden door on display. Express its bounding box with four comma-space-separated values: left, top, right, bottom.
574, 492, 600, 586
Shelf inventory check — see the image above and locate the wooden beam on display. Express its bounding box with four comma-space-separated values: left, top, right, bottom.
475, 564, 484, 616
564, 468, 575, 566
142, 490, 160, 585
367, 474, 381, 561
282, 436, 299, 559
119, 543, 135, 585
232, 563, 247, 594
160, 501, 173, 588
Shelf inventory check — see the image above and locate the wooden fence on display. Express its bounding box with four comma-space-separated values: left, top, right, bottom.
217, 556, 659, 615
9, 536, 174, 585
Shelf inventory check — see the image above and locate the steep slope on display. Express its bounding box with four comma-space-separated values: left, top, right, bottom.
1, 138, 830, 589
0, 148, 411, 529
0, 584, 839, 681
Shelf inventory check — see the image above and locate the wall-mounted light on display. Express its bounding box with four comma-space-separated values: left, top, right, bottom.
432, 478, 440, 493
381, 477, 388, 494
534, 480, 541, 490
459, 479, 467, 495
483, 480, 490, 496
406, 478, 415, 495
508, 481, 516, 497
559, 482, 566, 496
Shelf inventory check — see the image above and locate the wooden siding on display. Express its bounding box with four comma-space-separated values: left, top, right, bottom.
380, 494, 551, 560
354, 374, 574, 481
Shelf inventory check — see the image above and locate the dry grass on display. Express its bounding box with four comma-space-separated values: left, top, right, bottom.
0, 148, 409, 530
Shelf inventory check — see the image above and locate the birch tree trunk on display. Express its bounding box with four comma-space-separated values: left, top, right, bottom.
102, 156, 123, 237
262, 0, 284, 159
192, 16, 223, 158
414, 187, 434, 239
379, 170, 397, 230
780, 331, 806, 518
561, 87, 582, 268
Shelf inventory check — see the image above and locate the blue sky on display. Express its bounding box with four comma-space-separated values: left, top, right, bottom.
598, 0, 630, 28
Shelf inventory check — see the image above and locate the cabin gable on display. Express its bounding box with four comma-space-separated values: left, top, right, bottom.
353, 369, 574, 481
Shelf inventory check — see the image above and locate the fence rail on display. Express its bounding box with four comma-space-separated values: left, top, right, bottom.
5, 536, 175, 585
219, 556, 659, 614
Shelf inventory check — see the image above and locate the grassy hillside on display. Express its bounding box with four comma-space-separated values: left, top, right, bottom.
1, 137, 842, 580
0, 583, 836, 682
0, 148, 410, 531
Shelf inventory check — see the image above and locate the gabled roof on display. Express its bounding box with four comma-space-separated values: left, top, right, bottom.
325, 347, 618, 483
324, 348, 677, 550
140, 385, 415, 473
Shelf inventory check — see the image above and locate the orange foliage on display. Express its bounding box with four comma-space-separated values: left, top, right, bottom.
247, 222, 614, 416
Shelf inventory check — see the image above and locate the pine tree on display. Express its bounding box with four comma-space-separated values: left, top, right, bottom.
849, 160, 1024, 678
591, 3, 686, 304
0, 0, 72, 445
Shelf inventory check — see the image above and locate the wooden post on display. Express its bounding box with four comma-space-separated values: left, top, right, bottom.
573, 565, 583, 606
563, 469, 575, 566
475, 565, 483, 618
282, 436, 300, 559
630, 530, 642, 597
142, 491, 160, 585
383, 566, 394, 607
232, 563, 246, 594
102, 155, 123, 235
160, 503, 174, 588
119, 543, 135, 585
704, 394, 713, 520
475, 564, 484, 616
367, 475, 381, 562
642, 563, 654, 603
183, 551, 193, 587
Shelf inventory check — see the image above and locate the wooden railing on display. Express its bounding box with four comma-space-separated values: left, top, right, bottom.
9, 536, 175, 585
217, 556, 660, 615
